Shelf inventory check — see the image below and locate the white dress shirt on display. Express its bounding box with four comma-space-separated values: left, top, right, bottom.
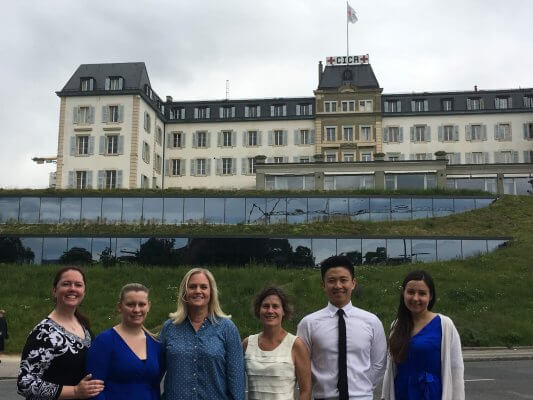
297, 301, 387, 400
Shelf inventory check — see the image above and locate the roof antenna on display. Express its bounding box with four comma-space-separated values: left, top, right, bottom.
226, 80, 229, 100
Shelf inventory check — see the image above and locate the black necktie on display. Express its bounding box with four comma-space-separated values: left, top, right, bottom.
337, 308, 349, 400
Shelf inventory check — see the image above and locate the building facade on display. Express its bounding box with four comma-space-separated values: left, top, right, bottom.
54, 60, 533, 190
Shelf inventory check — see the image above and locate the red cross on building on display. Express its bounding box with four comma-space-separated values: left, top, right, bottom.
326, 57, 335, 65
360, 54, 369, 63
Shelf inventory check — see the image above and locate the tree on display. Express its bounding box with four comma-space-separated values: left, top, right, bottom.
59, 247, 92, 265
0, 237, 35, 263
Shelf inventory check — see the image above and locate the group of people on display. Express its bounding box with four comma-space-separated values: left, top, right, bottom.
16, 255, 464, 400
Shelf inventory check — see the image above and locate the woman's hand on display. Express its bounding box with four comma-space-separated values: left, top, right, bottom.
73, 374, 104, 398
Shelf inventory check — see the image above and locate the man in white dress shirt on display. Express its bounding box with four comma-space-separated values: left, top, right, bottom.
297, 255, 387, 400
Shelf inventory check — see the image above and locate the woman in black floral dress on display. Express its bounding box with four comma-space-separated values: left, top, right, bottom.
17, 267, 104, 399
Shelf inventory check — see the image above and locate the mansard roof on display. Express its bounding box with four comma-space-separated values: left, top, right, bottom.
318, 64, 380, 90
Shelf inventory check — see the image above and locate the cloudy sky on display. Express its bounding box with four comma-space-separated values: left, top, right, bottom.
2, 0, 532, 188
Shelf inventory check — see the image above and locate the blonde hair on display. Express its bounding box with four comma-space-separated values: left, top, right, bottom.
118, 283, 156, 338
169, 268, 230, 324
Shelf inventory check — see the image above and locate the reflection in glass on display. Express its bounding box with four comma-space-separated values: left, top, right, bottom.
19, 197, 40, 223
205, 198, 225, 224
265, 198, 287, 224
42, 237, 68, 264
246, 198, 266, 224
362, 239, 387, 264
308, 198, 328, 222
287, 198, 307, 224
412, 198, 433, 219
122, 198, 143, 224
396, 174, 425, 190
0, 237, 36, 263
287, 238, 313, 267
487, 240, 508, 252
0, 197, 19, 223
349, 198, 370, 221
411, 240, 436, 262
67, 237, 92, 251
433, 198, 453, 217
60, 198, 81, 223
116, 238, 140, 262
81, 197, 102, 222
102, 198, 123, 223
436, 240, 462, 261
63, 237, 93, 264
454, 198, 476, 213
225, 198, 245, 224
391, 198, 411, 221
328, 198, 349, 221
337, 239, 362, 266
311, 239, 336, 267
142, 198, 163, 224
462, 240, 487, 259
386, 239, 412, 264
515, 177, 532, 195
163, 198, 184, 225
475, 198, 494, 209
370, 198, 390, 221
503, 178, 515, 195
184, 198, 205, 224
40, 198, 61, 223
92, 238, 113, 262
20, 237, 42, 264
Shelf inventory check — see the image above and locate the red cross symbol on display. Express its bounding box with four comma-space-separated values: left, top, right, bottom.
360, 54, 369, 63
326, 57, 335, 65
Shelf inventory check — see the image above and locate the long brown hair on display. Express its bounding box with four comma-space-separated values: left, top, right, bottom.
53, 266, 91, 331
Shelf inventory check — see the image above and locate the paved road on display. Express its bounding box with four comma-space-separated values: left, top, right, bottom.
2, 360, 533, 400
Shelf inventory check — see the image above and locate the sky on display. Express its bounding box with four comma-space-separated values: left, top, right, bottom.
1, 0, 532, 188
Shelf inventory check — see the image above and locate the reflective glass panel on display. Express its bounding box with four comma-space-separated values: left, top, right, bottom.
362, 238, 387, 264
486, 178, 497, 193
138, 237, 180, 265
163, 198, 184, 225
475, 198, 494, 209
60, 198, 81, 223
334, 176, 359, 190
287, 238, 313, 267
287, 198, 307, 224
411, 239, 436, 262
304, 176, 315, 190
456, 178, 484, 191
0, 237, 37, 263
142, 198, 163, 224
0, 197, 19, 223
515, 177, 532, 195
426, 174, 436, 189
265, 198, 287, 224
172, 238, 188, 251
116, 237, 140, 262
122, 198, 143, 224
487, 239, 508, 252
337, 239, 362, 266
184, 198, 205, 224
349, 198, 370, 221
205, 198, 225, 224
412, 198, 433, 219
81, 197, 102, 222
454, 198, 476, 213
308, 198, 328, 222
39, 198, 60, 223
286, 176, 305, 190
433, 198, 454, 217
503, 178, 515, 195
19, 197, 40, 223
225, 198, 245, 224
101, 198, 123, 223
462, 240, 487, 259
391, 198, 411, 220
369, 198, 390, 221
20, 237, 43, 264
64, 237, 93, 264
386, 239, 412, 264
436, 240, 462, 261
396, 174, 425, 189
42, 237, 68, 264
328, 198, 349, 221
246, 198, 266, 224
92, 238, 114, 262
311, 238, 336, 267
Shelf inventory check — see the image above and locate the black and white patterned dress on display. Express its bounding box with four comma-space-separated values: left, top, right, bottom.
17, 318, 91, 400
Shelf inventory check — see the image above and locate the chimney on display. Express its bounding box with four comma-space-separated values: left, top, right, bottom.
318, 61, 323, 85
474, 85, 478, 92
166, 95, 173, 102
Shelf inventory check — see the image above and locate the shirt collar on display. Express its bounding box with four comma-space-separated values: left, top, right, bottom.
326, 301, 354, 317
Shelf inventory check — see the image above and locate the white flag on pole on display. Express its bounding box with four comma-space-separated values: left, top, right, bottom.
347, 2, 358, 24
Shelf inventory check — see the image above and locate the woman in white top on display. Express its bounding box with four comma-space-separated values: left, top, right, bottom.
243, 287, 311, 400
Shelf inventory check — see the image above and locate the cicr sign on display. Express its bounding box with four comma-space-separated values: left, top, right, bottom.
326, 54, 369, 65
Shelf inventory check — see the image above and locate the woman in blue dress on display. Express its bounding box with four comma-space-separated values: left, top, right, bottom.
381, 270, 464, 400
86, 283, 164, 400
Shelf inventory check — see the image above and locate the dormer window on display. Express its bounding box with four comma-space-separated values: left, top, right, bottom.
271, 104, 287, 117
170, 107, 185, 120
80, 77, 94, 91
219, 106, 235, 119
342, 69, 353, 82
105, 76, 124, 90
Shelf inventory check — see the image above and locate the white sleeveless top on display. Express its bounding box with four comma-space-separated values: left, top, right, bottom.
245, 332, 297, 400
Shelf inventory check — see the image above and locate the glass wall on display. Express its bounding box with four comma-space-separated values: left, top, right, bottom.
0, 235, 509, 267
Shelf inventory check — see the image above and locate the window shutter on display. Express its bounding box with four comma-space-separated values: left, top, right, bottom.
424, 100, 429, 111
206, 131, 211, 148
241, 158, 246, 175
268, 130, 273, 145
68, 171, 74, 188
425, 126, 431, 142
88, 136, 95, 155
206, 159, 211, 176
399, 127, 404, 142
88, 107, 95, 123
72, 107, 78, 124
309, 104, 313, 114
454, 125, 459, 141
87, 171, 93, 189
232, 158, 237, 175
482, 125, 488, 141
294, 129, 300, 145
118, 106, 124, 122
245, 106, 249, 118
70, 136, 76, 156
118, 77, 124, 90
182, 132, 186, 148
181, 160, 186, 176
190, 159, 196, 176
465, 153, 472, 163
216, 158, 221, 175
509, 98, 513, 108
283, 105, 287, 116
384, 102, 389, 112
231, 107, 235, 118
513, 151, 519, 163
97, 170, 104, 189
438, 126, 443, 142
206, 108, 210, 118
117, 170, 123, 188
192, 132, 197, 148
217, 131, 222, 147
99, 136, 105, 155
270, 105, 275, 116
310, 129, 315, 144
494, 124, 500, 140
524, 151, 531, 163
296, 105, 301, 116
118, 136, 124, 154
466, 125, 472, 141
165, 160, 171, 176
258, 131, 263, 146
194, 108, 198, 119
283, 130, 288, 145
102, 106, 108, 123
454, 153, 461, 164
256, 105, 261, 117
89, 78, 94, 90
467, 98, 472, 110
105, 78, 110, 90
383, 127, 389, 142
410, 127, 415, 142
219, 107, 223, 118
410, 100, 415, 112
483, 152, 489, 163
493, 151, 501, 163
494, 98, 499, 109
242, 131, 247, 146
167, 133, 172, 148
480, 99, 485, 109
525, 123, 529, 139
231, 130, 236, 147
337, 127, 342, 141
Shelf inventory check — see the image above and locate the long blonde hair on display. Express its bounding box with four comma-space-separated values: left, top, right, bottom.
169, 268, 230, 324
118, 283, 156, 338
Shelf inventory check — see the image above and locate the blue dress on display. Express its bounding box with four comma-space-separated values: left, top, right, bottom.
395, 315, 442, 400
86, 328, 165, 400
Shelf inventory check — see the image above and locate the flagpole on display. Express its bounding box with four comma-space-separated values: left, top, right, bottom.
346, 1, 349, 57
